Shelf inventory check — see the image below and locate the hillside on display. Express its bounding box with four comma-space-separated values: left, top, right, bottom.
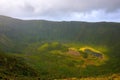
0, 16, 120, 79
0, 16, 120, 49
0, 49, 38, 79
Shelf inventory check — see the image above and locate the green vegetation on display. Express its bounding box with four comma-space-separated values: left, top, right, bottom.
0, 50, 38, 79
0, 16, 120, 79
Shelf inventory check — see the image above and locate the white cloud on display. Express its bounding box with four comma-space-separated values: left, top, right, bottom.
0, 0, 120, 22
69, 10, 120, 22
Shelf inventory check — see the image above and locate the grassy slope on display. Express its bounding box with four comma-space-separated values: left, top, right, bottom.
0, 50, 38, 79
0, 16, 120, 79
13, 42, 120, 79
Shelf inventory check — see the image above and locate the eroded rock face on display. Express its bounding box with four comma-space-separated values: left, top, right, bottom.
67, 48, 80, 56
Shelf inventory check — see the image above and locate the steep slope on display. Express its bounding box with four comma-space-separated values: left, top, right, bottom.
0, 16, 120, 79
0, 50, 38, 79
0, 16, 120, 52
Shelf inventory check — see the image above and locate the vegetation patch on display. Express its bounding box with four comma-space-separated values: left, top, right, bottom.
79, 47, 108, 66
0, 50, 38, 79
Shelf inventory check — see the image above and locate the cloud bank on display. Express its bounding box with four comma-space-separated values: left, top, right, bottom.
0, 0, 120, 22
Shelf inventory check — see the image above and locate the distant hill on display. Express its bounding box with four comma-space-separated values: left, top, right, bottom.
0, 15, 120, 52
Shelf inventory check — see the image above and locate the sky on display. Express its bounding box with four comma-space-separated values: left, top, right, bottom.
0, 0, 120, 22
